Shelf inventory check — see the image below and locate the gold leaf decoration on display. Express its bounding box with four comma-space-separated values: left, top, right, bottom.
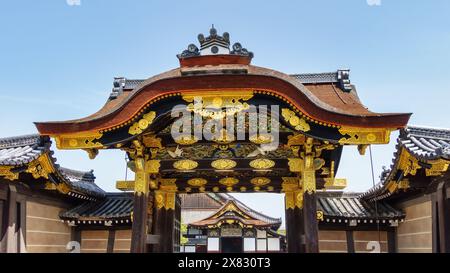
219, 177, 239, 187
173, 159, 198, 171
250, 177, 271, 186
211, 159, 237, 170
174, 135, 198, 145
128, 111, 156, 135
249, 158, 275, 169
281, 108, 310, 132
187, 178, 208, 187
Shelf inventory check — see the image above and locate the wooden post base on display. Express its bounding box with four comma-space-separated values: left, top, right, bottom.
151, 206, 174, 253
285, 206, 305, 253
303, 192, 319, 253
130, 192, 148, 253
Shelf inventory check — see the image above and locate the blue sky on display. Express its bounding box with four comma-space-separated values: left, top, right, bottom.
1, 0, 450, 227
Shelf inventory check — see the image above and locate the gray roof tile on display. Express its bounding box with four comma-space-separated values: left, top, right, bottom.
0, 134, 105, 198
362, 125, 450, 201
317, 192, 404, 221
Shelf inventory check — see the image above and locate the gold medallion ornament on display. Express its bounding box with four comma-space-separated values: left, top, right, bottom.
212, 187, 219, 192
187, 178, 207, 187
317, 211, 324, 221
219, 177, 239, 187
249, 134, 273, 145
174, 135, 198, 145
249, 158, 275, 170
173, 159, 198, 171
211, 159, 237, 170
128, 111, 156, 135
250, 177, 271, 186
281, 108, 310, 132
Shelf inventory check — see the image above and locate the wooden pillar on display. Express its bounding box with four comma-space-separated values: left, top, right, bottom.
130, 156, 149, 253
387, 229, 397, 253
302, 145, 319, 253
283, 178, 305, 253
1, 185, 18, 253
107, 230, 116, 253
303, 192, 319, 253
152, 189, 176, 253
437, 181, 450, 253
346, 230, 355, 253
285, 205, 304, 253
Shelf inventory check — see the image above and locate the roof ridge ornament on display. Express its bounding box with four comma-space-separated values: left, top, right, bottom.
177, 26, 253, 60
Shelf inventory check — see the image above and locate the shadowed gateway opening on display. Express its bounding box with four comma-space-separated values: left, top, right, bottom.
221, 237, 243, 253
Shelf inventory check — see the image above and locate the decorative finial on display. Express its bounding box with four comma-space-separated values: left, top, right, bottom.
177, 26, 253, 60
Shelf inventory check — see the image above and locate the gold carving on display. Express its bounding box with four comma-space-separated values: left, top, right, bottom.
286, 134, 306, 148
249, 158, 275, 169
142, 135, 163, 149
284, 191, 303, 209
173, 159, 198, 171
249, 134, 273, 145
44, 181, 57, 190
0, 166, 19, 181
26, 154, 55, 179
155, 180, 177, 210
145, 160, 161, 174
116, 180, 135, 191
134, 157, 149, 194
303, 154, 316, 194
288, 158, 303, 173
357, 144, 369, 156
83, 148, 99, 159
425, 160, 449, 176
398, 179, 410, 190
212, 129, 235, 144
317, 211, 324, 221
219, 177, 239, 187
128, 111, 156, 135
56, 183, 71, 194
250, 177, 271, 186
324, 178, 347, 190
187, 178, 207, 187
211, 159, 237, 170
174, 135, 198, 145
155, 192, 165, 209
281, 108, 310, 132
282, 177, 302, 209
183, 90, 253, 119
397, 149, 421, 176
53, 132, 103, 150
338, 127, 394, 145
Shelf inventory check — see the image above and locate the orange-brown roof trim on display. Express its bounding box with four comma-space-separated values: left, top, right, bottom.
35, 64, 411, 135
